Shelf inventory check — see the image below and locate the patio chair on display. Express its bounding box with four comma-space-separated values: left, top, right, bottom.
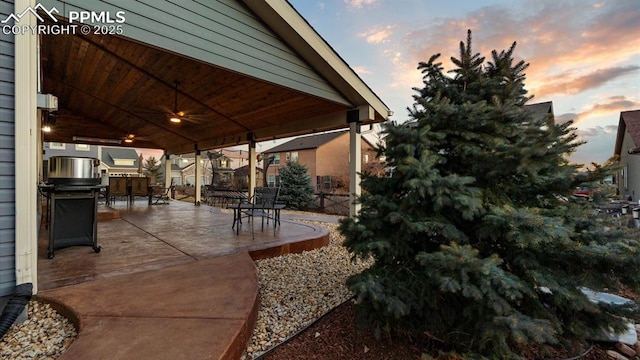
152, 182, 173, 205
233, 186, 284, 238
108, 177, 129, 205
130, 177, 150, 204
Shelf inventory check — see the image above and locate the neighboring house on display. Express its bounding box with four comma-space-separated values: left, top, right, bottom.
614, 110, 640, 201
263, 130, 379, 191
160, 153, 213, 187
524, 101, 553, 121
162, 150, 251, 188
100, 147, 142, 178
233, 165, 263, 190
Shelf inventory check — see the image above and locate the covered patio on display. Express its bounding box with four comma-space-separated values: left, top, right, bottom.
36, 0, 390, 207
38, 200, 332, 291
13, 0, 391, 292
35, 199, 335, 359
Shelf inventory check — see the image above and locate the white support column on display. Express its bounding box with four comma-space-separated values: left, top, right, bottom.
194, 151, 202, 205
349, 121, 362, 218
164, 153, 172, 199
14, 0, 39, 292
248, 140, 257, 199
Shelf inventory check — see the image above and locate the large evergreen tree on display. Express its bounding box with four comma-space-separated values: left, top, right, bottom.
340, 31, 640, 358
278, 161, 314, 210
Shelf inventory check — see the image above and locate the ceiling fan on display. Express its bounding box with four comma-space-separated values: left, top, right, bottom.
120, 117, 150, 144
130, 80, 211, 125
165, 81, 210, 124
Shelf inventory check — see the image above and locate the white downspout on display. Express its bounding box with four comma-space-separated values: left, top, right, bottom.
14, 0, 39, 293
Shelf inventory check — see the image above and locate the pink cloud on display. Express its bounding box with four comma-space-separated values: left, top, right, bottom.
394, 1, 640, 99
357, 25, 396, 44
556, 96, 640, 124
535, 66, 640, 98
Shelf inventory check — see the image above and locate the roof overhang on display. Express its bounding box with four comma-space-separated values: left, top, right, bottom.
39, 1, 390, 155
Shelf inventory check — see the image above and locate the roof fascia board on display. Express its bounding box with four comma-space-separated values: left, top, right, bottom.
614, 115, 625, 156
242, 0, 390, 121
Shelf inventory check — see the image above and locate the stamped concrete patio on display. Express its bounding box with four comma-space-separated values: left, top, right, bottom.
35, 199, 331, 359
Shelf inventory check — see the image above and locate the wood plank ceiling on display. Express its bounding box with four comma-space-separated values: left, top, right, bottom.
40, 30, 351, 154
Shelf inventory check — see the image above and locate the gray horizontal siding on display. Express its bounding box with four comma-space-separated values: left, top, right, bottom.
0, 0, 15, 297
39, 0, 349, 105
0, 229, 14, 242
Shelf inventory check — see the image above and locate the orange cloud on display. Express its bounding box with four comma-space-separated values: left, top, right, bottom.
358, 25, 396, 44
556, 96, 640, 125
392, 1, 640, 99
534, 66, 640, 98
351, 65, 372, 75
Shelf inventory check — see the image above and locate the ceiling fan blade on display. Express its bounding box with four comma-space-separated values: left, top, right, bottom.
180, 116, 203, 124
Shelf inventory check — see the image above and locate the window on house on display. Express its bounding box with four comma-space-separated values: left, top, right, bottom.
49, 142, 65, 150
323, 175, 331, 190
363, 154, 369, 163
268, 174, 280, 187
290, 151, 298, 162
273, 153, 280, 165
624, 166, 628, 188
220, 159, 228, 168
75, 144, 90, 151
114, 159, 135, 166
285, 152, 290, 161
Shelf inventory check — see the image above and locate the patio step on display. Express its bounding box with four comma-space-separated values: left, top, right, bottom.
98, 206, 119, 221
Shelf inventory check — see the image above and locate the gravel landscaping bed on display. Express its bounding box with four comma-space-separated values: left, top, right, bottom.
0, 300, 76, 359
242, 219, 371, 359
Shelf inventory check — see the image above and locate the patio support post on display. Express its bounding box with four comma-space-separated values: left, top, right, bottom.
248, 136, 257, 199
349, 113, 362, 218
194, 149, 202, 205
164, 153, 172, 199
14, 0, 39, 291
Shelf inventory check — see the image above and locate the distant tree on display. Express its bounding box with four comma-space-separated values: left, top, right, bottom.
340, 30, 640, 358
143, 156, 162, 183
279, 161, 314, 210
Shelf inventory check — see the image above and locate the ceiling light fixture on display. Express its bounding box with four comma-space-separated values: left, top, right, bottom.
169, 116, 181, 123
42, 125, 52, 133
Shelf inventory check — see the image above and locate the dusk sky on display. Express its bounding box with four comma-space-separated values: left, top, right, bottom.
288, 0, 640, 166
